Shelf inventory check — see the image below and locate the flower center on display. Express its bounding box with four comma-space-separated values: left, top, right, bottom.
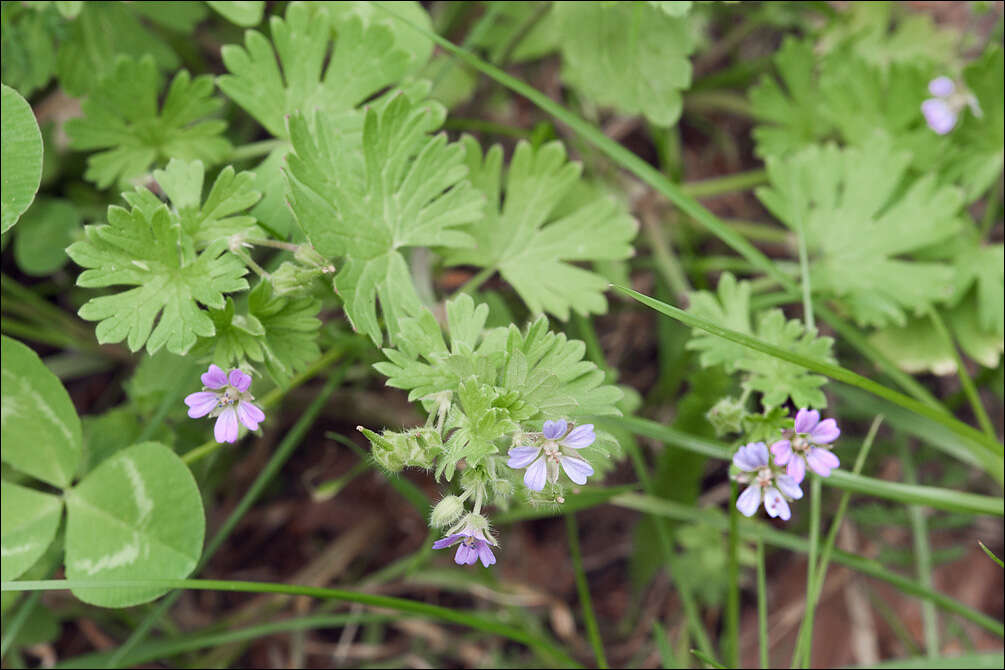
792, 435, 810, 452
219, 389, 238, 406
462, 536, 477, 547
756, 466, 773, 488
543, 440, 561, 463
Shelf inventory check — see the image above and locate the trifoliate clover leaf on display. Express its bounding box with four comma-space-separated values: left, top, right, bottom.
65, 56, 231, 189
147, 159, 263, 244
553, 1, 695, 126
284, 94, 482, 343
67, 201, 248, 355
687, 273, 834, 410
444, 138, 637, 320
756, 134, 963, 328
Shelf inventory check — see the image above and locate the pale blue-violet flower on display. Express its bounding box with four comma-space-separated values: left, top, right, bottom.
921, 76, 981, 134
507, 419, 595, 491
432, 516, 498, 567
185, 364, 265, 443
770, 409, 840, 483
733, 441, 803, 521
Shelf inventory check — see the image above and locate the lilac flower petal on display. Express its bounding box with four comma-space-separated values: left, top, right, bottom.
776, 474, 803, 500
432, 534, 462, 550
928, 76, 954, 97
185, 391, 219, 418
214, 406, 239, 443
764, 487, 791, 521
229, 369, 252, 392
559, 455, 594, 485
202, 364, 228, 389
561, 424, 595, 449
524, 457, 548, 491
922, 98, 957, 134
476, 541, 496, 567
770, 440, 793, 465
454, 543, 477, 565
806, 448, 839, 477
748, 442, 770, 467
732, 446, 760, 472
810, 418, 840, 444
507, 446, 541, 469
794, 409, 819, 434
542, 419, 568, 440
787, 455, 806, 484
237, 402, 265, 430
736, 485, 761, 517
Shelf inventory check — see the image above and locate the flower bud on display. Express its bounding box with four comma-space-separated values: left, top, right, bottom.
294, 244, 329, 268
430, 495, 465, 527
707, 396, 746, 436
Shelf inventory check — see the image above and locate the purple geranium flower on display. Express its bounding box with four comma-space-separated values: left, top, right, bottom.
770, 409, 840, 483
432, 517, 498, 567
733, 442, 803, 521
921, 76, 982, 135
507, 419, 596, 491
184, 364, 265, 443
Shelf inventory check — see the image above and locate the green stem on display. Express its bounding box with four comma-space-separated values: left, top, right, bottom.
442, 117, 530, 138
567, 513, 608, 669
792, 476, 822, 668
229, 139, 286, 163
643, 214, 692, 302
797, 227, 815, 331
455, 266, 495, 296
683, 90, 756, 118
900, 441, 940, 657
980, 172, 1002, 237
680, 169, 767, 200
756, 538, 769, 669
725, 482, 740, 668
3, 580, 580, 668
791, 416, 883, 667
107, 363, 352, 668
0, 592, 40, 658
928, 309, 996, 440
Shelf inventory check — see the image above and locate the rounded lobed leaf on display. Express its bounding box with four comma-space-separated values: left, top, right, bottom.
1, 335, 83, 488
65, 442, 206, 608
0, 481, 63, 582
1, 84, 44, 233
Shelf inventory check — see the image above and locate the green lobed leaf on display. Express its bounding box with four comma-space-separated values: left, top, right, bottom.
55, 2, 180, 98
206, 1, 264, 27
285, 94, 482, 343
444, 138, 637, 320
553, 1, 694, 126
1, 84, 44, 234
64, 442, 205, 607
686, 273, 834, 409
0, 2, 62, 97
149, 158, 263, 244
317, 1, 433, 75
67, 199, 249, 355
1, 336, 83, 489
65, 56, 230, 189
0, 481, 63, 582
756, 134, 964, 328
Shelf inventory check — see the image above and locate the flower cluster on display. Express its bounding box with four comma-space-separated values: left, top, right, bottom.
429, 418, 599, 567
185, 365, 265, 443
732, 409, 840, 521
921, 76, 981, 135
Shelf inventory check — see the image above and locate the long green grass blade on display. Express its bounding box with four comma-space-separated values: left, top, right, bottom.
613, 286, 1002, 460
606, 416, 1003, 517
610, 493, 1003, 637
2, 579, 579, 667
372, 5, 946, 412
